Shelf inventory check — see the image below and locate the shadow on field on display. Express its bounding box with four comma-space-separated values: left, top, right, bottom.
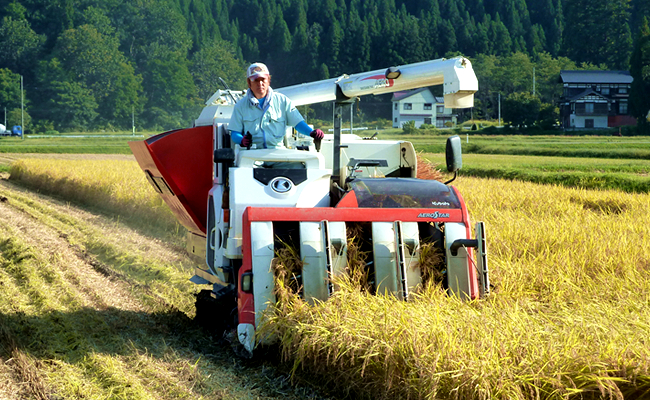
0, 307, 204, 362
0, 307, 333, 399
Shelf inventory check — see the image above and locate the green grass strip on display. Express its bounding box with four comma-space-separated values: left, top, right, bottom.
423, 153, 650, 193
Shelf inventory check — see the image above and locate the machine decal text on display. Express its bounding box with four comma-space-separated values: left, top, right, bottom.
418, 211, 450, 219
359, 75, 394, 90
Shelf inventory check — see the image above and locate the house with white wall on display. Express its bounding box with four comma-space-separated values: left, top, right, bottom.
391, 88, 456, 128
559, 70, 636, 129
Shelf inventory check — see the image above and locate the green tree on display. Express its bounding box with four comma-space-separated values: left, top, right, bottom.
141, 49, 198, 127
472, 52, 579, 121
0, 68, 22, 110
322, 20, 343, 75
190, 38, 247, 99
604, 0, 633, 69
527, 24, 546, 56
437, 19, 458, 56
534, 52, 577, 105
399, 9, 424, 63
475, 16, 493, 54
3, 1, 27, 19
529, 0, 562, 55
501, 52, 534, 94
51, 24, 143, 126
115, 0, 192, 66
340, 5, 370, 73
286, 4, 321, 86
489, 13, 512, 55
631, 0, 650, 41
537, 102, 559, 129
41, 80, 99, 131
502, 0, 530, 53
0, 11, 45, 75
103, 62, 144, 127
239, 32, 259, 62
629, 18, 650, 134
563, 0, 632, 69
6, 108, 31, 130
503, 91, 541, 127
471, 54, 500, 119
79, 6, 117, 37
252, 0, 277, 57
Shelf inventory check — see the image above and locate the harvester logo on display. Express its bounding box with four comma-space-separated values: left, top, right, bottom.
270, 177, 293, 193
417, 211, 450, 219
359, 75, 394, 91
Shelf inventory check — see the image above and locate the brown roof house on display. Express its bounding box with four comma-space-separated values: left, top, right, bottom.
559, 70, 636, 129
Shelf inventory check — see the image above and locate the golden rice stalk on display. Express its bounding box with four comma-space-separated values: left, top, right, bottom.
345, 223, 371, 292
261, 177, 650, 399
417, 241, 445, 287
8, 158, 179, 236
272, 239, 304, 298
416, 152, 443, 181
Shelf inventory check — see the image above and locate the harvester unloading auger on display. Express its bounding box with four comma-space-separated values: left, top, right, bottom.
129, 56, 489, 355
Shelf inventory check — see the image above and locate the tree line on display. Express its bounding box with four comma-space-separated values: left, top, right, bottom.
0, 0, 648, 132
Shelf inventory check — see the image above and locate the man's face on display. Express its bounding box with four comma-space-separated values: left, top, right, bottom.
248, 75, 270, 99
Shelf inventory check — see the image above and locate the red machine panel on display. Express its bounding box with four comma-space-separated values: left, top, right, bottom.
129, 126, 213, 235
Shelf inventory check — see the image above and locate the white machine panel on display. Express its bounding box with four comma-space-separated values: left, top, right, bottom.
300, 221, 329, 304
444, 222, 472, 300
225, 149, 331, 258
250, 221, 275, 329
398, 221, 422, 300
372, 222, 399, 297
328, 221, 348, 288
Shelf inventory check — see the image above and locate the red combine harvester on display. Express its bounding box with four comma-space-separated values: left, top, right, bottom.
129, 57, 489, 355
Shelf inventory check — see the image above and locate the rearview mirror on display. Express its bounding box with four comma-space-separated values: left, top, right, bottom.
445, 135, 463, 172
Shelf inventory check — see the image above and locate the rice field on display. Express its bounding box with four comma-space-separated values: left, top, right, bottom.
0, 165, 322, 399
424, 153, 650, 194
380, 134, 650, 160
5, 156, 650, 399
8, 158, 182, 241
261, 176, 650, 399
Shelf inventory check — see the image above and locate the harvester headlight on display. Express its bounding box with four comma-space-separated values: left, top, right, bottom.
241, 272, 253, 293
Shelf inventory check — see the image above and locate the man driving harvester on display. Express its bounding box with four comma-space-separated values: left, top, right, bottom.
228, 62, 324, 158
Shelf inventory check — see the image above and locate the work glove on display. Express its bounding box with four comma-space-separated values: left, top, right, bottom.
310, 129, 324, 140
241, 132, 252, 148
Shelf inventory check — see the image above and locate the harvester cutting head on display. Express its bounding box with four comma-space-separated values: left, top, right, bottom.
129, 56, 488, 356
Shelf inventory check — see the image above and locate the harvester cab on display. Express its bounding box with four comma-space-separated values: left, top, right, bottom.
129, 56, 489, 355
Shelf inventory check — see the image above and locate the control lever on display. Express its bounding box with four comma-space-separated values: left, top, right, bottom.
309, 129, 324, 152
244, 132, 252, 150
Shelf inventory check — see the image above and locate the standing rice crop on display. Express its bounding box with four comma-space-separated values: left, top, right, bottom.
8, 158, 180, 238
260, 177, 650, 399
7, 156, 650, 398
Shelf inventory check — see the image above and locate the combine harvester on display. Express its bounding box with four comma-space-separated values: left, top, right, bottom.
129, 57, 489, 355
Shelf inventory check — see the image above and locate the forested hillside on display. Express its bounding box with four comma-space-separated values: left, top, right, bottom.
0, 0, 648, 132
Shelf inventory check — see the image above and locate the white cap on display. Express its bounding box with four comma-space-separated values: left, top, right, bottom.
247, 62, 270, 80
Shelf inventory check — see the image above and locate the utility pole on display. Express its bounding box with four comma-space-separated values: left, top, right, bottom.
132, 105, 135, 136
21, 75, 24, 139
498, 93, 501, 126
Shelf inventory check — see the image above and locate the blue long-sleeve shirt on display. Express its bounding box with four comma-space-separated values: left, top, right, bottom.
229, 88, 312, 148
